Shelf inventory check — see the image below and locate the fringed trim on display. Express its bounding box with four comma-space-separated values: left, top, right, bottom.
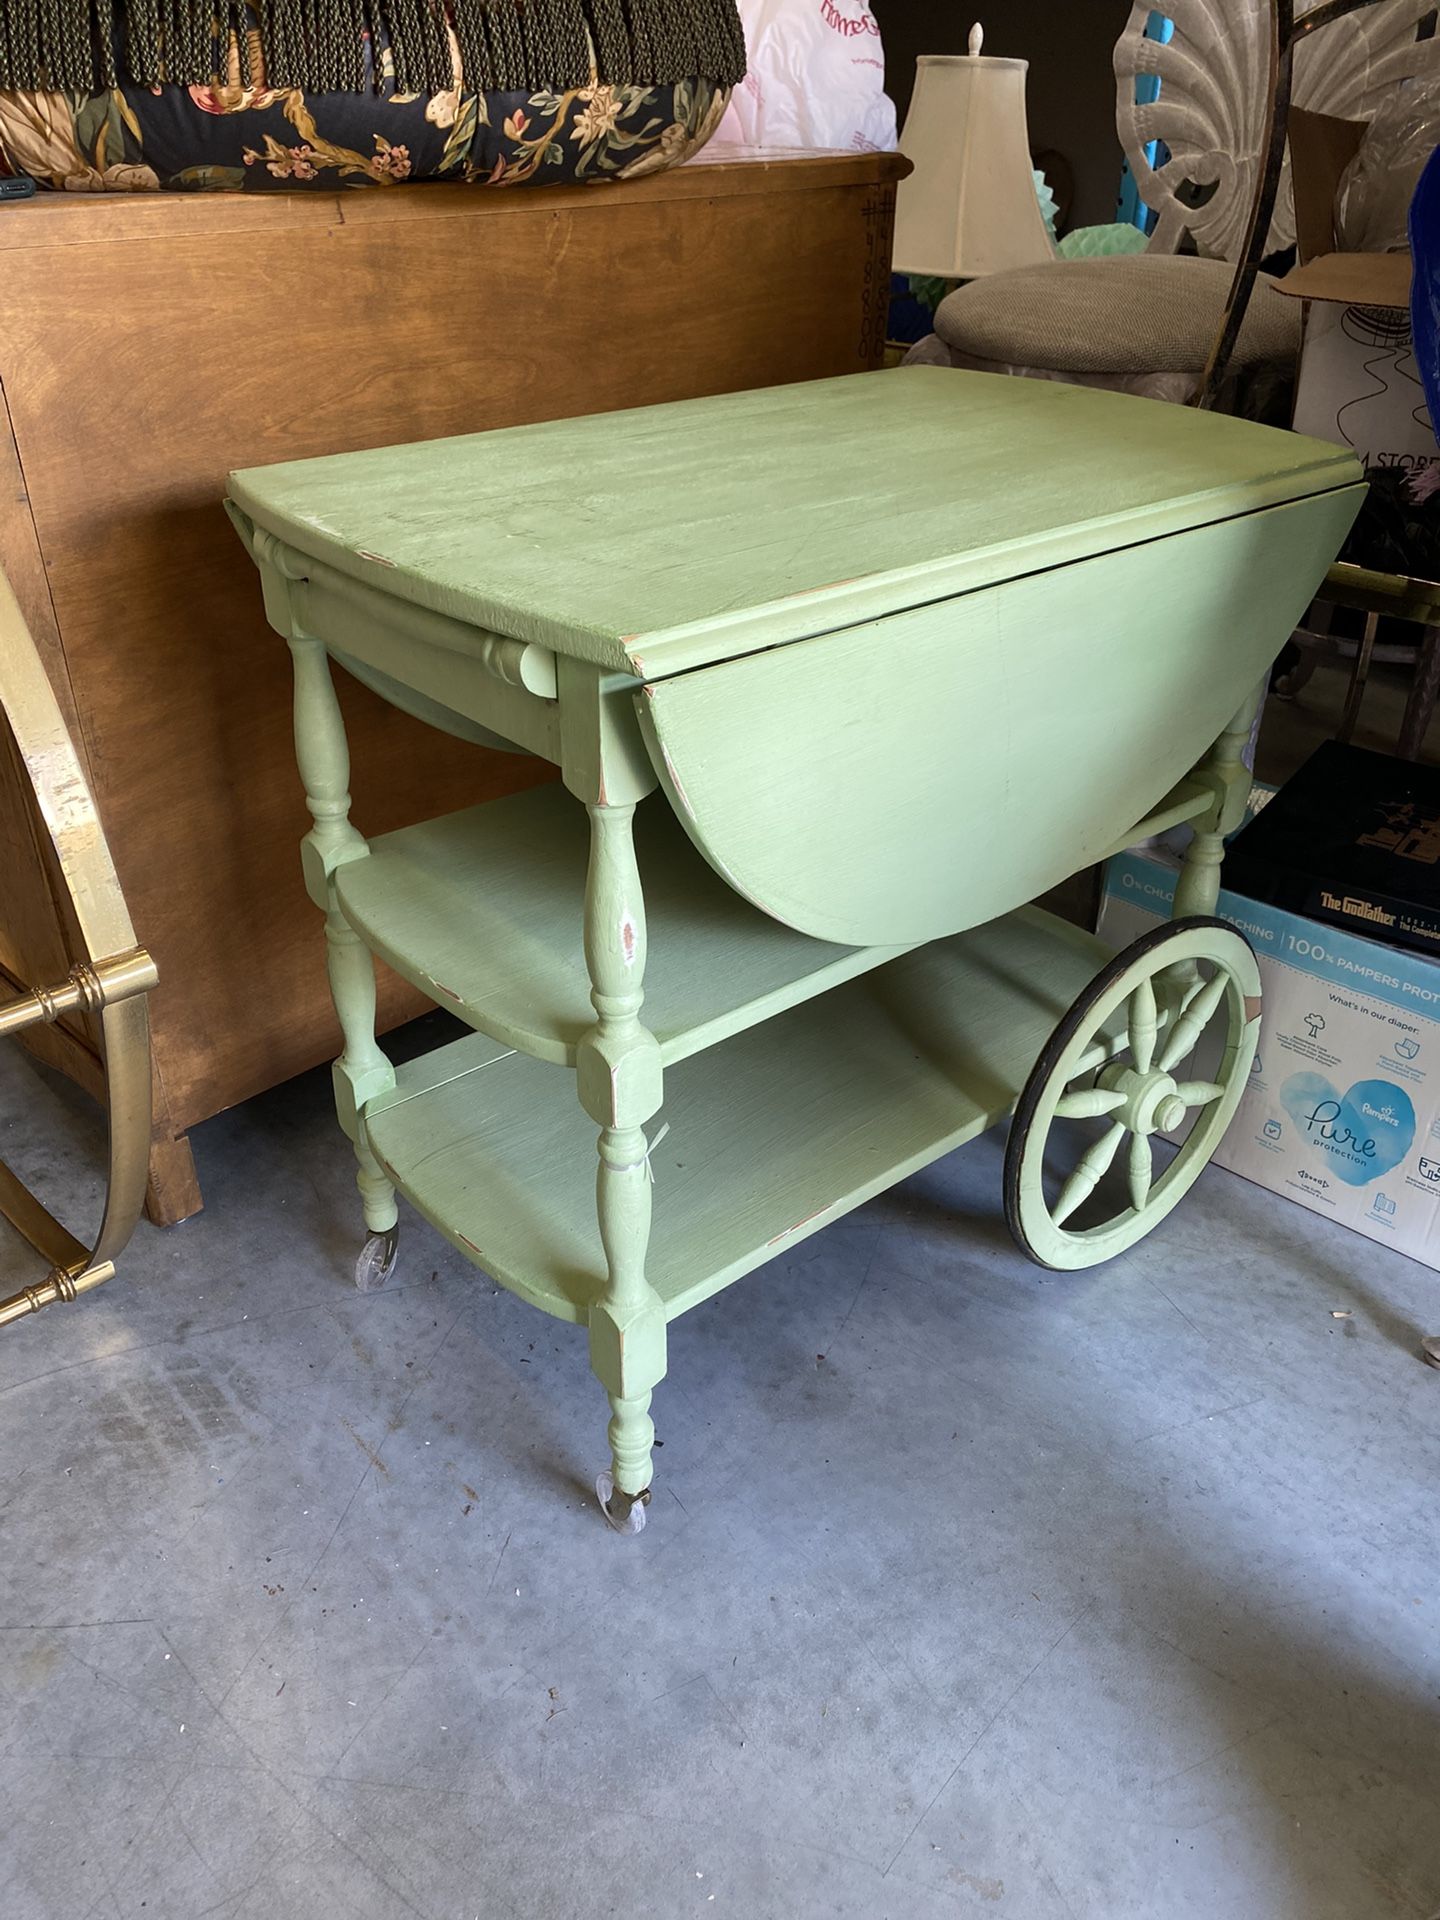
0, 0, 747, 95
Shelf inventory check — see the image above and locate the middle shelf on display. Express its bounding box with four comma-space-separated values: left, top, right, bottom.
336, 782, 915, 1070
363, 904, 1111, 1326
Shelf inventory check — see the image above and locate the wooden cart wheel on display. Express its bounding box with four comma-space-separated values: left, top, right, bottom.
0, 569, 158, 1327
1004, 918, 1261, 1272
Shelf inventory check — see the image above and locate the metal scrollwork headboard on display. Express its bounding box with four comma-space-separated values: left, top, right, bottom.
1197, 0, 1407, 406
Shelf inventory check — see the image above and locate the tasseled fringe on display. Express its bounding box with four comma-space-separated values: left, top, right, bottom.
0, 0, 747, 94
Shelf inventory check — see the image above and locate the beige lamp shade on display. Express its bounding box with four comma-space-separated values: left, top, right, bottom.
893, 22, 1056, 279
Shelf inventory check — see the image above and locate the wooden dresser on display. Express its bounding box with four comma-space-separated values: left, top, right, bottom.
0, 149, 905, 1223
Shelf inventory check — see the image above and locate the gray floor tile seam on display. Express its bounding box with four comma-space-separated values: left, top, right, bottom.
322, 1639, 438, 1783
1142, 1273, 1211, 1342
21, 1631, 185, 1757
885, 1695, 1384, 1920
1102, 1599, 1440, 1782
1144, 1714, 1288, 1798
723, 1516, 984, 1727
1117, 1389, 1271, 1454
0, 1287, 397, 1405
303, 1776, 986, 1915
154, 1606, 387, 1806
880, 1599, 1099, 1881
188, 1895, 253, 1920
427, 1607, 957, 1775
846, 1617, 956, 1723
250, 1801, 448, 1920
202, 1297, 474, 1721
135, 1634, 345, 1903
77, 1883, 124, 1920
808, 1223, 889, 1360
164, 1782, 311, 1920
334, 1646, 968, 1877
1040, 1866, 1085, 1920
1112, 1565, 1438, 1681
0, 1616, 156, 1634
145, 1788, 230, 1909
83, 1759, 191, 1916
468, 1530, 715, 1678
898, 1817, 1084, 1920
137, 1442, 277, 1574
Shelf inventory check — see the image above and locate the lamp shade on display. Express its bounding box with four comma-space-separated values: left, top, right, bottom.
893, 23, 1056, 279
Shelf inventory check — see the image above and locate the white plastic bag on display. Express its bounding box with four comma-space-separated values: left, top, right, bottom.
1336, 76, 1440, 254
715, 0, 898, 153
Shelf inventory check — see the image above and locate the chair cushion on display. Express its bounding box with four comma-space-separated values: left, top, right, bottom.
934, 255, 1300, 374
902, 334, 1201, 405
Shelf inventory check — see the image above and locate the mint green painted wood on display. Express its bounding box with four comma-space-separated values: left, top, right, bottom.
252, 528, 563, 763
577, 799, 666, 1512
326, 649, 538, 756
227, 364, 1370, 1526
1005, 919, 1262, 1270
637, 490, 1363, 947
228, 367, 1361, 682
334, 778, 1245, 1080
1172, 686, 1266, 926
363, 906, 1111, 1324
1096, 779, 1209, 861
554, 656, 657, 810
286, 635, 397, 1244
334, 785, 906, 1068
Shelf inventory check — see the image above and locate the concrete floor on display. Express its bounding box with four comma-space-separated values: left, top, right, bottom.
3, 674, 1440, 1920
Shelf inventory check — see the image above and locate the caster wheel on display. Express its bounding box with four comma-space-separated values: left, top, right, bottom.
354, 1227, 399, 1292
1422, 1335, 1440, 1370
596, 1470, 649, 1535
1005, 917, 1261, 1271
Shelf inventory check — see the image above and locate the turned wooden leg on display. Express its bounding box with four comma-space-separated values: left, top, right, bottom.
578, 800, 666, 1522
288, 636, 397, 1269
1174, 685, 1263, 926
1167, 685, 1263, 1006
324, 910, 398, 1238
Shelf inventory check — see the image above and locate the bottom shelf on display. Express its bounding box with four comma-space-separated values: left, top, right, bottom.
364, 906, 1110, 1324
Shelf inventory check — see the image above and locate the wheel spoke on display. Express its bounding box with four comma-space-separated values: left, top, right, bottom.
1178, 974, 1205, 1012
1056, 1086, 1127, 1120
1127, 1131, 1153, 1211
1071, 1038, 1112, 1082
1160, 969, 1227, 1071
1128, 975, 1157, 1073
1052, 1121, 1126, 1227
1174, 1078, 1225, 1109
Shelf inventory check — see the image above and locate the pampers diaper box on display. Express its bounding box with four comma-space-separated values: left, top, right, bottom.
1099, 843, 1440, 1270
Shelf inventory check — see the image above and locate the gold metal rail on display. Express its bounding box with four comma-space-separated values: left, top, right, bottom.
0, 566, 158, 1328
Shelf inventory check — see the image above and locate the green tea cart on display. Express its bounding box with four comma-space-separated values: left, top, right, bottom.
228, 368, 1363, 1533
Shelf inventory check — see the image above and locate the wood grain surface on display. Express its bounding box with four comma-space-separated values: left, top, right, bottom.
364, 907, 1111, 1324
0, 152, 904, 1221
230, 367, 1362, 678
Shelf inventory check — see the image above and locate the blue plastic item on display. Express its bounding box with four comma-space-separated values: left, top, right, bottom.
1408, 141, 1440, 448
1116, 12, 1173, 233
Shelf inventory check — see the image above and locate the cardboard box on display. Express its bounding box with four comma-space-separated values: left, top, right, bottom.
1099, 843, 1440, 1270
1277, 109, 1436, 480
1224, 741, 1440, 959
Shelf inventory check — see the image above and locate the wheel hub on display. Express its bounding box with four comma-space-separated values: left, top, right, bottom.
1098, 1061, 1187, 1137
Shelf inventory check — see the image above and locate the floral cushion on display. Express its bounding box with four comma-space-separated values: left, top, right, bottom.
0, 73, 729, 193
